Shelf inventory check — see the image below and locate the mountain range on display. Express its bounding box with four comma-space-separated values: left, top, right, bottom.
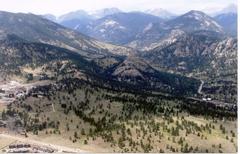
43, 6, 237, 49
0, 3, 237, 152
127, 10, 226, 50
79, 12, 162, 45
0, 5, 238, 102
0, 10, 202, 96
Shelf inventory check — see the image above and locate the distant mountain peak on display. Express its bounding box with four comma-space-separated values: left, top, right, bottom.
89, 7, 122, 19
214, 12, 237, 36
209, 3, 238, 16
220, 4, 237, 14
58, 10, 92, 22
167, 10, 223, 32
145, 8, 175, 19
183, 10, 208, 18
181, 10, 215, 23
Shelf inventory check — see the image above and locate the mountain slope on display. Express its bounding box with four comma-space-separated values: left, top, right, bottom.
127, 23, 183, 50
57, 8, 122, 34
42, 14, 57, 22
58, 10, 92, 22
0, 34, 102, 75
127, 10, 225, 50
0, 11, 134, 57
166, 10, 223, 33
214, 13, 237, 36
58, 10, 94, 31
103, 56, 200, 95
75, 12, 162, 45
0, 11, 200, 96
0, 34, 200, 96
142, 31, 233, 73
141, 31, 237, 102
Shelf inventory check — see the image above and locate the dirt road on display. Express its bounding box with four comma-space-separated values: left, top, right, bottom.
0, 133, 86, 153
52, 103, 55, 112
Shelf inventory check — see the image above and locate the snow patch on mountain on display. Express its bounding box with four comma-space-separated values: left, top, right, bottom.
143, 23, 153, 32
104, 20, 118, 26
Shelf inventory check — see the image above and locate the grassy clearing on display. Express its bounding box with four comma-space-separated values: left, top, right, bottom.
7, 81, 237, 153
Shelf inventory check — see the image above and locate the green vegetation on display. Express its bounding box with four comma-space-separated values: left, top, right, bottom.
4, 78, 237, 152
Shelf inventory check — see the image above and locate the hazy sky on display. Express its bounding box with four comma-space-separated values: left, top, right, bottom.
0, 0, 237, 16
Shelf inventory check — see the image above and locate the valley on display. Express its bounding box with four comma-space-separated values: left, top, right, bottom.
0, 2, 238, 153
